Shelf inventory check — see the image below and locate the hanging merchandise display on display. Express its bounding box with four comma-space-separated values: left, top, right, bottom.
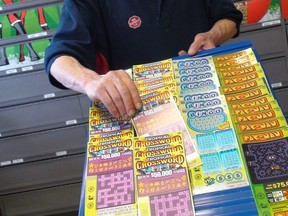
233, 0, 281, 24
0, 2, 62, 69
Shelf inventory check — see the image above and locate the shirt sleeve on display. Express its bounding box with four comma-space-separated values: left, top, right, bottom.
207, 0, 243, 38
44, 0, 99, 89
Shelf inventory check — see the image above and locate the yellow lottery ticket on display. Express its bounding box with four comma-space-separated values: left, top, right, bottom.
227, 94, 275, 109
134, 74, 175, 89
216, 59, 258, 72
133, 58, 174, 79
88, 128, 134, 144
238, 127, 288, 144
230, 100, 280, 115
214, 51, 257, 68
220, 78, 269, 95
213, 48, 254, 62
217, 63, 263, 78
219, 70, 266, 86
224, 85, 270, 103
232, 107, 285, 123
133, 132, 195, 216
235, 117, 288, 133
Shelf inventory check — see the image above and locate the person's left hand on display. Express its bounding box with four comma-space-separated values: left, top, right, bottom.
178, 32, 216, 56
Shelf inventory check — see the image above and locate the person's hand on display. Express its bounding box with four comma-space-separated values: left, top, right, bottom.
84, 69, 142, 120
178, 32, 216, 56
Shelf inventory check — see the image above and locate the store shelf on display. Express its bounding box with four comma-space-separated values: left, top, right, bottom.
0, 70, 78, 108
0, 63, 44, 78
0, 124, 87, 166
0, 183, 81, 216
0, 95, 87, 138
240, 19, 282, 33
262, 56, 288, 89
0, 154, 84, 195
227, 24, 288, 60
0, 29, 56, 47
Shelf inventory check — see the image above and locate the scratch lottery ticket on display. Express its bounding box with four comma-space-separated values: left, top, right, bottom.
178, 90, 221, 103
215, 59, 258, 72
132, 92, 200, 168
181, 103, 231, 134
230, 100, 280, 115
88, 129, 134, 147
88, 105, 134, 136
217, 63, 263, 78
139, 87, 172, 111
133, 68, 173, 82
235, 117, 288, 133
242, 138, 288, 215
174, 66, 216, 77
232, 107, 285, 124
227, 94, 275, 109
181, 101, 249, 195
134, 132, 195, 216
85, 138, 137, 215
219, 70, 266, 87
224, 85, 270, 103
181, 100, 249, 195
89, 118, 133, 136
137, 83, 166, 95
173, 56, 215, 69
177, 77, 220, 95
136, 76, 178, 103
134, 74, 175, 89
220, 77, 269, 95
213, 50, 257, 68
179, 95, 227, 111
172, 56, 217, 79
175, 70, 218, 83
133, 58, 174, 80
213, 48, 255, 62
85, 104, 137, 215
238, 127, 288, 145
190, 128, 249, 195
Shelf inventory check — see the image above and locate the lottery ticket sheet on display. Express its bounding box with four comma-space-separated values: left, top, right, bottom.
133, 59, 178, 103
240, 129, 288, 215
133, 132, 195, 216
132, 91, 201, 168
84, 105, 137, 216
214, 46, 288, 216
171, 54, 251, 195
181, 101, 249, 194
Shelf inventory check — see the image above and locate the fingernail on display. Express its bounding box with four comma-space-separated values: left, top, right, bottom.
123, 114, 130, 120
136, 103, 142, 110
128, 109, 136, 117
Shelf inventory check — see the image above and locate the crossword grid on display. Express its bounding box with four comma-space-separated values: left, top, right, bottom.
150, 190, 193, 216
97, 169, 134, 209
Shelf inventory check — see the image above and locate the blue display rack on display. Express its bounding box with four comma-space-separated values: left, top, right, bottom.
78, 40, 261, 216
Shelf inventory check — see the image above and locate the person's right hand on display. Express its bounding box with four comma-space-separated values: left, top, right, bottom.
178, 32, 216, 56
84, 69, 142, 120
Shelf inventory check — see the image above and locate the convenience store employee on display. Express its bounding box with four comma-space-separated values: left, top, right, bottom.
45, 0, 243, 120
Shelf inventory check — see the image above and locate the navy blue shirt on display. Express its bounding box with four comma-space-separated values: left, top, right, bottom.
45, 0, 243, 89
